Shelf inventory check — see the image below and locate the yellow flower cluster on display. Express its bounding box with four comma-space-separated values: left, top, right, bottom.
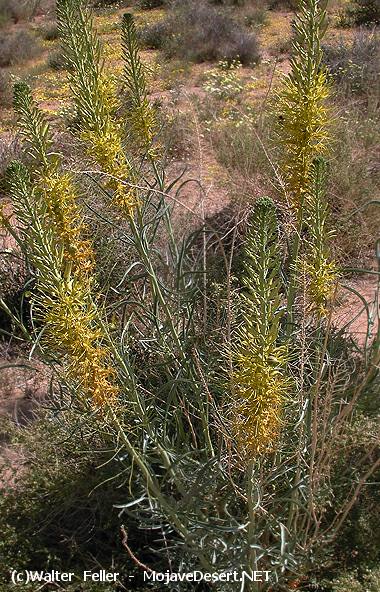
81, 125, 137, 214
233, 341, 289, 456
276, 71, 331, 207
40, 173, 94, 273
231, 198, 289, 458
304, 257, 337, 316
41, 281, 119, 407
274, 0, 331, 210
9, 81, 119, 409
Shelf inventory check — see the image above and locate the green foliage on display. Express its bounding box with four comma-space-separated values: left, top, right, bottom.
1, 0, 379, 589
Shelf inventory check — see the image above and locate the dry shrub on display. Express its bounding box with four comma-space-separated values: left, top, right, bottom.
348, 0, 380, 25
0, 31, 41, 68
323, 28, 379, 98
0, 70, 12, 107
0, 0, 32, 25
40, 20, 59, 40
140, 0, 260, 64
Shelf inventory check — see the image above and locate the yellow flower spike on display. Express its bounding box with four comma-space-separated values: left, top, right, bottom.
122, 13, 158, 157
13, 82, 96, 273
40, 173, 95, 272
303, 157, 338, 316
231, 198, 290, 458
57, 0, 137, 216
7, 100, 119, 409
42, 283, 119, 407
274, 0, 331, 209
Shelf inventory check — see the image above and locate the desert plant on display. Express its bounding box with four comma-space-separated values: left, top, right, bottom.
138, 0, 165, 8
122, 13, 158, 154
347, 0, 380, 25
47, 49, 68, 70
40, 20, 59, 40
0, 0, 34, 25
1, 1, 379, 590
231, 197, 289, 457
140, 1, 260, 64
0, 31, 40, 68
323, 28, 379, 99
56, 0, 136, 213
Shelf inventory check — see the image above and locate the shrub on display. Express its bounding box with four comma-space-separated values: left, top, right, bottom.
268, 0, 298, 9
0, 0, 32, 25
1, 1, 379, 588
140, 1, 260, 64
0, 31, 40, 68
138, 0, 165, 8
330, 568, 380, 592
48, 49, 68, 70
138, 19, 169, 49
0, 70, 12, 107
40, 20, 59, 41
323, 29, 379, 98
348, 0, 380, 25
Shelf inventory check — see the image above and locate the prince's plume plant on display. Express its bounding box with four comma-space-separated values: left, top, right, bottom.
56, 0, 136, 213
13, 82, 94, 273
122, 13, 157, 155
274, 0, 331, 208
304, 157, 338, 315
4, 83, 118, 407
232, 198, 289, 457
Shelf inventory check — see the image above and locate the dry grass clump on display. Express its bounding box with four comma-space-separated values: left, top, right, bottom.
139, 0, 260, 64
0, 70, 12, 108
0, 0, 32, 25
323, 28, 379, 98
0, 31, 41, 68
346, 0, 380, 26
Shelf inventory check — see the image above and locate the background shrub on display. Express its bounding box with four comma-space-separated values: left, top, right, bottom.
40, 20, 59, 41
0, 0, 33, 25
348, 0, 380, 25
0, 31, 40, 68
140, 1, 260, 64
48, 49, 68, 70
138, 0, 166, 8
0, 70, 12, 107
323, 29, 379, 97
267, 0, 298, 9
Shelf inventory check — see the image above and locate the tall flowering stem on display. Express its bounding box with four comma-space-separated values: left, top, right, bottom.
5, 83, 118, 407
232, 198, 289, 457
56, 0, 136, 214
275, 0, 331, 209
122, 13, 157, 156
13, 82, 94, 273
304, 157, 337, 316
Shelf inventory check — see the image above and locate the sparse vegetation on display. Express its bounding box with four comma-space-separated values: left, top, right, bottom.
347, 0, 380, 25
139, 0, 260, 64
0, 31, 40, 68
